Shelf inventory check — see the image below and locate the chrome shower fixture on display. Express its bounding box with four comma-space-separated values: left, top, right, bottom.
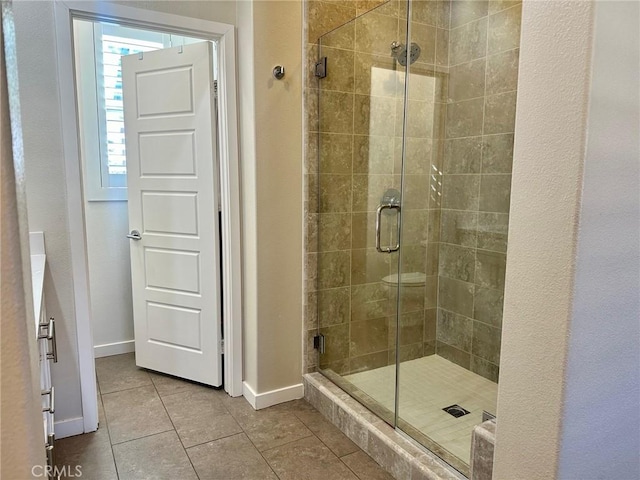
390, 41, 421, 66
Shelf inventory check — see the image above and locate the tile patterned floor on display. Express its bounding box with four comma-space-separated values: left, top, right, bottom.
56, 353, 394, 480
344, 355, 498, 464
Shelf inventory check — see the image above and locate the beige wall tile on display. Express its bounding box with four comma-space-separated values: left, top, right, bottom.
436, 27, 450, 66
440, 209, 478, 247
318, 213, 352, 251
352, 174, 395, 212
470, 355, 499, 382
320, 322, 350, 364
439, 243, 476, 282
445, 98, 484, 137
355, 93, 398, 136
449, 17, 488, 65
319, 133, 353, 174
476, 212, 508, 252
351, 282, 394, 321
487, 4, 522, 54
438, 276, 475, 317
307, 0, 357, 43
437, 309, 473, 352
350, 351, 390, 373
320, 47, 356, 93
486, 48, 519, 95
355, 52, 398, 97
355, 13, 400, 55
351, 248, 395, 285
441, 174, 480, 210
318, 250, 351, 289
444, 137, 482, 173
448, 58, 486, 102
473, 285, 504, 327
436, 341, 471, 368
409, 22, 436, 65
450, 0, 489, 29
318, 287, 351, 327
320, 91, 354, 133
481, 133, 514, 173
319, 173, 352, 212
472, 321, 501, 364
411, 0, 440, 26
354, 135, 395, 174
483, 91, 517, 134
351, 211, 377, 249
479, 173, 511, 213
474, 249, 506, 290
351, 317, 389, 356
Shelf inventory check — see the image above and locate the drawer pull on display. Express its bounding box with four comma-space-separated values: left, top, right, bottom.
45, 433, 55, 476
39, 318, 58, 363
42, 387, 55, 414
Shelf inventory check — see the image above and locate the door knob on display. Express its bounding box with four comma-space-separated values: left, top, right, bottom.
127, 230, 142, 240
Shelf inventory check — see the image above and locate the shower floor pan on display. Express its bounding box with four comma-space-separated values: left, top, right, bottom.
344, 355, 498, 465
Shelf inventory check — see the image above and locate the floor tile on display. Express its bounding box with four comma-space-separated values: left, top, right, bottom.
295, 409, 359, 457
55, 425, 116, 480
263, 435, 359, 480
187, 433, 278, 480
161, 389, 242, 447
102, 385, 173, 444
112, 430, 198, 480
149, 371, 213, 397
95, 353, 152, 394
239, 410, 314, 452
341, 450, 395, 480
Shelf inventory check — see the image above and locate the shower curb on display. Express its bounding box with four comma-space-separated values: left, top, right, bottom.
303, 373, 467, 480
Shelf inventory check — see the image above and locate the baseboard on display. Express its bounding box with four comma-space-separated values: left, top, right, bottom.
242, 381, 304, 410
54, 417, 85, 439
94, 340, 135, 358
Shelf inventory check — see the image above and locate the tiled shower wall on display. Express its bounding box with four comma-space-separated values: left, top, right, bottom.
435, 1, 521, 382
303, 0, 450, 375
303, 0, 521, 383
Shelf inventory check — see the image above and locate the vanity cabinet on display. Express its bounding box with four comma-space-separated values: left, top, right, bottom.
31, 232, 57, 476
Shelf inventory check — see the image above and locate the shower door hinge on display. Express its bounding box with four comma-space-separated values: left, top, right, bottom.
314, 57, 327, 79
220, 338, 225, 352
313, 334, 325, 354
212, 80, 218, 99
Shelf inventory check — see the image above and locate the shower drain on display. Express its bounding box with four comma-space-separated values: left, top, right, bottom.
442, 404, 470, 418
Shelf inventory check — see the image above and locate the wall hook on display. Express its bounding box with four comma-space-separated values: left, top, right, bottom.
272, 65, 285, 80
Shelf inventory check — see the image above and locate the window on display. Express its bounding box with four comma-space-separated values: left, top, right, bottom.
73, 20, 205, 201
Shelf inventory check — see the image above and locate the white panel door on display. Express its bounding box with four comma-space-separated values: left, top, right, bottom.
122, 42, 221, 386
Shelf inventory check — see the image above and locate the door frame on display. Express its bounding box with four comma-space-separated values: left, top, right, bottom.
53, 0, 243, 434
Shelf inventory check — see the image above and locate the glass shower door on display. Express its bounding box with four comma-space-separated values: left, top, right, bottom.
315, 2, 408, 425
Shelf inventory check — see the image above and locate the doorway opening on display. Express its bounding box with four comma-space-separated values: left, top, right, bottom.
54, 1, 243, 437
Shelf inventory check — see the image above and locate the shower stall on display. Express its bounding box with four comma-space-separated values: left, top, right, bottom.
311, 0, 521, 475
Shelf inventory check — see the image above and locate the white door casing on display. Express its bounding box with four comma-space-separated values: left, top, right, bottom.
122, 41, 222, 386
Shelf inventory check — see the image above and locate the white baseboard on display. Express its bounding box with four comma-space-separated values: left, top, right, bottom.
94, 340, 135, 358
54, 417, 85, 439
242, 381, 304, 410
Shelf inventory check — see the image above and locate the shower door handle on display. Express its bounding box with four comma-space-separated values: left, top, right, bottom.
375, 203, 401, 253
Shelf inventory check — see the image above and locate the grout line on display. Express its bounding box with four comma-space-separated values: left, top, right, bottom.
109, 427, 176, 448
153, 378, 201, 480
97, 391, 120, 480
99, 381, 154, 397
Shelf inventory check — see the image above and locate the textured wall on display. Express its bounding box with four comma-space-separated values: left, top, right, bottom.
1, 5, 48, 474
494, 2, 595, 478
557, 2, 640, 478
